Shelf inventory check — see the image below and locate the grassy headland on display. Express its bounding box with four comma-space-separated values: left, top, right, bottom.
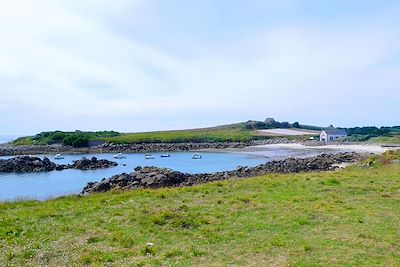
13, 131, 120, 146
102, 126, 255, 144
12, 125, 258, 146
12, 121, 400, 147
1, 151, 400, 266
11, 120, 321, 147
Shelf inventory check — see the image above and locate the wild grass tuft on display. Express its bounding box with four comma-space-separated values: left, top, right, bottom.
1, 152, 400, 265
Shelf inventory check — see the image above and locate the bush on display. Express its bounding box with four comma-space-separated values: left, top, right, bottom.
62, 135, 89, 147
345, 127, 391, 136
245, 120, 292, 130
292, 122, 300, 128
50, 132, 66, 142
265, 120, 291, 129
244, 121, 268, 130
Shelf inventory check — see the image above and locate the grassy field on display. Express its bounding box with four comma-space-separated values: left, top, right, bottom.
12, 123, 400, 146
11, 126, 315, 146
12, 123, 261, 145
11, 121, 324, 146
13, 131, 120, 146
12, 138, 35, 146
103, 128, 256, 144
1, 151, 400, 266
369, 135, 400, 145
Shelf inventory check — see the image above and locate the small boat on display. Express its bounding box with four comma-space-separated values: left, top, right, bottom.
113, 153, 126, 159
160, 154, 171, 158
145, 154, 155, 159
192, 153, 202, 159
54, 154, 64, 160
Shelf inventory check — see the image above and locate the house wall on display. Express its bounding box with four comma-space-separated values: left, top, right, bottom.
320, 131, 347, 143
320, 132, 328, 142
327, 134, 346, 142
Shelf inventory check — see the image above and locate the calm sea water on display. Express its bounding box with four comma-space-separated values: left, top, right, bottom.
0, 148, 326, 202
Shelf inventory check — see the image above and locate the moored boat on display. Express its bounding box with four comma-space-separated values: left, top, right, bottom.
54, 154, 64, 160
192, 153, 202, 159
145, 154, 155, 159
113, 153, 126, 159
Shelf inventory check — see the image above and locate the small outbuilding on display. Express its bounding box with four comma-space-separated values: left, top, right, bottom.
320, 128, 347, 144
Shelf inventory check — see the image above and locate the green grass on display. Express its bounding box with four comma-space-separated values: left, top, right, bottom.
368, 135, 400, 145
12, 138, 35, 146
13, 131, 120, 146
1, 152, 400, 266
13, 123, 264, 145
104, 128, 257, 144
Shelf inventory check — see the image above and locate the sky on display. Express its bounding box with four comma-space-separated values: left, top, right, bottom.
0, 0, 399, 135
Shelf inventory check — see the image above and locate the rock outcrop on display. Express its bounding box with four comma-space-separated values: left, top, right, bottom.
73, 157, 118, 170
82, 152, 363, 194
0, 156, 56, 173
57, 157, 118, 170
0, 156, 118, 173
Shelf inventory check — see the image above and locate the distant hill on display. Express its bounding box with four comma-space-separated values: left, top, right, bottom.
14, 119, 399, 147
13, 119, 321, 147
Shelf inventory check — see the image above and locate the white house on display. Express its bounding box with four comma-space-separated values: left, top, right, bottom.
320, 128, 348, 144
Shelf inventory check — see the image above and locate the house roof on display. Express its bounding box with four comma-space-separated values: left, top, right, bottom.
322, 129, 348, 135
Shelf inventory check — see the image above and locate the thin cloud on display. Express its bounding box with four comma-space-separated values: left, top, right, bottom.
0, 1, 399, 134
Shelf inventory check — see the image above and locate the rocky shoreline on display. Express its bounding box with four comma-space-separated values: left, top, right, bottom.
82, 152, 363, 194
0, 156, 118, 173
0, 138, 296, 157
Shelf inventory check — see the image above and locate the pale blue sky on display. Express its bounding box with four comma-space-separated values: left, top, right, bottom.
0, 0, 399, 135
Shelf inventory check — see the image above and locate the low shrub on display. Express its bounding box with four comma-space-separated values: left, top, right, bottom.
62, 135, 89, 147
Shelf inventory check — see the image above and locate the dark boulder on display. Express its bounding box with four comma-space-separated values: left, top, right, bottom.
0, 156, 56, 173
70, 157, 118, 170
0, 156, 118, 173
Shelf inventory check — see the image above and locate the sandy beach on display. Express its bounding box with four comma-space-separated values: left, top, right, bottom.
246, 143, 392, 154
